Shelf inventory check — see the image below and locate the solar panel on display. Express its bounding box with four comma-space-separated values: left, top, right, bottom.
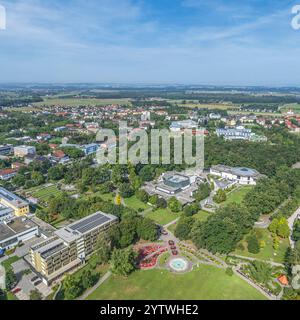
70, 213, 110, 234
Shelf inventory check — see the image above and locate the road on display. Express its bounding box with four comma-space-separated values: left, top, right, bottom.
288, 206, 300, 249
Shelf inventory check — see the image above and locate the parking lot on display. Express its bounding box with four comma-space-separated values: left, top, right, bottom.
11, 258, 52, 300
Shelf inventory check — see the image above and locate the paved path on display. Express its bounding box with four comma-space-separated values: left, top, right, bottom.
230, 254, 284, 267
163, 218, 180, 229
78, 271, 112, 300
288, 206, 300, 249
52, 282, 62, 301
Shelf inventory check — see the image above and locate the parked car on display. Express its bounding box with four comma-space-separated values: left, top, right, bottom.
170, 246, 177, 250
172, 250, 178, 256
168, 240, 175, 246
31, 276, 38, 282
161, 230, 168, 236
34, 280, 42, 286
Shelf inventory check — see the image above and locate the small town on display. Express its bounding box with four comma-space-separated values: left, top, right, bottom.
0, 84, 300, 302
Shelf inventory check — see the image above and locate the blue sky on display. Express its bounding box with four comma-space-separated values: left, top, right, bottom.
0, 0, 300, 85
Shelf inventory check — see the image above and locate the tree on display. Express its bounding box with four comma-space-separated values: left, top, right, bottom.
149, 195, 159, 206
48, 165, 65, 181
135, 189, 149, 203
168, 197, 182, 213
191, 204, 252, 254
269, 218, 279, 234
156, 197, 167, 208
269, 217, 290, 238
248, 261, 272, 284
119, 183, 134, 198
61, 147, 84, 159
30, 289, 43, 300
96, 234, 112, 264
81, 269, 99, 289
115, 194, 122, 206
213, 189, 227, 204
139, 165, 155, 182
5, 267, 17, 290
292, 220, 300, 242
174, 217, 194, 240
247, 234, 260, 254
63, 275, 83, 300
110, 247, 137, 276
136, 218, 158, 241
277, 217, 290, 238
194, 183, 211, 201
183, 203, 199, 216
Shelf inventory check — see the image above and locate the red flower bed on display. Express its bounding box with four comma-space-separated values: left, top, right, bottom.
137, 244, 167, 269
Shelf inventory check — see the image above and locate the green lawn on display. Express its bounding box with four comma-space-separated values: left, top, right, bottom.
233, 228, 290, 263
222, 186, 253, 206
124, 196, 150, 211
167, 223, 177, 234
145, 208, 181, 226
86, 266, 266, 300
1, 256, 21, 270
97, 193, 116, 203
32, 185, 62, 200
193, 210, 211, 222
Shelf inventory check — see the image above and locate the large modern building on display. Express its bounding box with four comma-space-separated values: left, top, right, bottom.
170, 120, 198, 132
30, 211, 118, 285
156, 173, 192, 195
0, 144, 13, 156
216, 126, 267, 142
0, 217, 39, 250
0, 206, 14, 223
81, 143, 100, 155
0, 187, 30, 216
210, 165, 265, 185
14, 145, 36, 158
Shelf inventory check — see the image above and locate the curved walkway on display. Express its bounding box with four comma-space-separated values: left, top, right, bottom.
288, 206, 300, 249
78, 271, 112, 300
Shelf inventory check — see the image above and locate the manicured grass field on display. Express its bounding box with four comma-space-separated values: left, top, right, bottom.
193, 210, 211, 222
124, 196, 150, 211
33, 98, 131, 107
86, 266, 266, 300
222, 186, 253, 206
145, 208, 181, 226
234, 228, 290, 263
32, 185, 62, 200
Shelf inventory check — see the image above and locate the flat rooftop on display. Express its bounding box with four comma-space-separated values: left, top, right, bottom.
39, 239, 67, 259
164, 174, 190, 184
0, 218, 37, 242
54, 211, 118, 242
0, 187, 29, 208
